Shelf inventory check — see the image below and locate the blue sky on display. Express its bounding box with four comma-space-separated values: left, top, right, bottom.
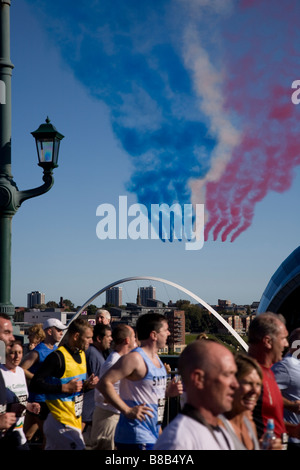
8, 0, 300, 309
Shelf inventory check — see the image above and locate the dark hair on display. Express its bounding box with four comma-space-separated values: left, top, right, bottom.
0, 313, 11, 321
234, 353, 263, 381
9, 340, 23, 349
112, 324, 133, 345
93, 323, 111, 342
67, 318, 92, 336
136, 313, 167, 341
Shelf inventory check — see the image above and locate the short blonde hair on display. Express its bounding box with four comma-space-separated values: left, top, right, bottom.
27, 323, 45, 342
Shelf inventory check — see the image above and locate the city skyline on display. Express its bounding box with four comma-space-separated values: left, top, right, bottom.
19, 285, 260, 311
8, 1, 300, 312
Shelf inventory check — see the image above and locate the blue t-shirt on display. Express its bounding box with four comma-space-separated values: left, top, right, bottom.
82, 344, 105, 422
28, 342, 57, 402
272, 354, 300, 443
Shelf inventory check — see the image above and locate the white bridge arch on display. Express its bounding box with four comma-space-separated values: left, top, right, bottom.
69, 276, 248, 351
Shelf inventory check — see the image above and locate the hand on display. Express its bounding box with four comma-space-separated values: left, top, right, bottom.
124, 403, 153, 422
85, 373, 99, 389
269, 438, 283, 450
259, 437, 282, 450
293, 400, 300, 413
62, 378, 83, 394
27, 402, 41, 415
0, 412, 16, 430
166, 377, 183, 397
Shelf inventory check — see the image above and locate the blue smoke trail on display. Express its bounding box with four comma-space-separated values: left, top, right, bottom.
24, 0, 235, 241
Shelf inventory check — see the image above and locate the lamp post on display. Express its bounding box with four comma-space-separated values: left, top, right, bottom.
0, 1, 64, 320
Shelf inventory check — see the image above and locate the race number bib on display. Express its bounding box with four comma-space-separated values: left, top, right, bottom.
74, 393, 83, 418
157, 397, 166, 425
17, 394, 28, 417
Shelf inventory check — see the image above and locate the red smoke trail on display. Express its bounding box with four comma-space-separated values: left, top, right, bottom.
204, 1, 300, 242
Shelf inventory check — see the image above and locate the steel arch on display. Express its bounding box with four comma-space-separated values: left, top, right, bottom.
66, 276, 248, 351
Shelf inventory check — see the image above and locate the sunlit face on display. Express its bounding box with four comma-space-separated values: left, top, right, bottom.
96, 314, 110, 325
0, 318, 15, 347
128, 327, 137, 350
204, 350, 239, 415
271, 321, 289, 363
234, 368, 262, 413
156, 321, 170, 349
81, 327, 94, 351
51, 327, 65, 343
101, 329, 112, 350
6, 343, 23, 370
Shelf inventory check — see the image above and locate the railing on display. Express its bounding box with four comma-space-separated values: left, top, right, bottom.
161, 355, 182, 427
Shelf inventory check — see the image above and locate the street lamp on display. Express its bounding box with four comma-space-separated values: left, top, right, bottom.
0, 1, 64, 322
31, 116, 64, 170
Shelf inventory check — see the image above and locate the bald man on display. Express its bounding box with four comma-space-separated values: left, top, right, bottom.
154, 340, 238, 450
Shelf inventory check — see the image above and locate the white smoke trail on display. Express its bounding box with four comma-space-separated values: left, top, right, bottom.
176, 1, 241, 207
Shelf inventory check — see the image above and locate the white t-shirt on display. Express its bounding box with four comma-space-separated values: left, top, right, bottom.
0, 365, 28, 445
94, 351, 121, 413
154, 413, 234, 450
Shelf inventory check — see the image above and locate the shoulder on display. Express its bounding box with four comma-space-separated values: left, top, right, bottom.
100, 351, 120, 377
87, 345, 105, 365
23, 348, 40, 362
106, 351, 120, 366
43, 347, 64, 367
154, 414, 207, 450
16, 365, 25, 375
272, 356, 292, 374
111, 348, 146, 379
122, 348, 143, 363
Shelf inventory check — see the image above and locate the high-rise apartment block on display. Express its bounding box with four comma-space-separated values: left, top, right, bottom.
139, 286, 156, 306
27, 291, 45, 308
106, 287, 123, 306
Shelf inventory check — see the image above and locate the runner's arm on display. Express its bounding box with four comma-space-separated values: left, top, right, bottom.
98, 352, 153, 421
29, 351, 64, 395
20, 350, 39, 381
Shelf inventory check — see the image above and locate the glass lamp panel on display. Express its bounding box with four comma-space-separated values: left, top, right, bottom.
52, 139, 61, 165
37, 139, 54, 163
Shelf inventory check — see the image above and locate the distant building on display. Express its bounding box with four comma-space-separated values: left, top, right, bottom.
140, 286, 156, 306
165, 309, 185, 353
27, 291, 45, 308
217, 314, 256, 335
218, 299, 232, 309
24, 308, 70, 326
106, 287, 123, 306
109, 300, 186, 354
251, 301, 260, 311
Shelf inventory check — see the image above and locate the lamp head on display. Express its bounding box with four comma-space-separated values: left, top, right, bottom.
31, 117, 64, 170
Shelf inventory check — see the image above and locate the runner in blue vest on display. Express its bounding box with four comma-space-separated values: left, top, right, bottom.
99, 313, 182, 450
